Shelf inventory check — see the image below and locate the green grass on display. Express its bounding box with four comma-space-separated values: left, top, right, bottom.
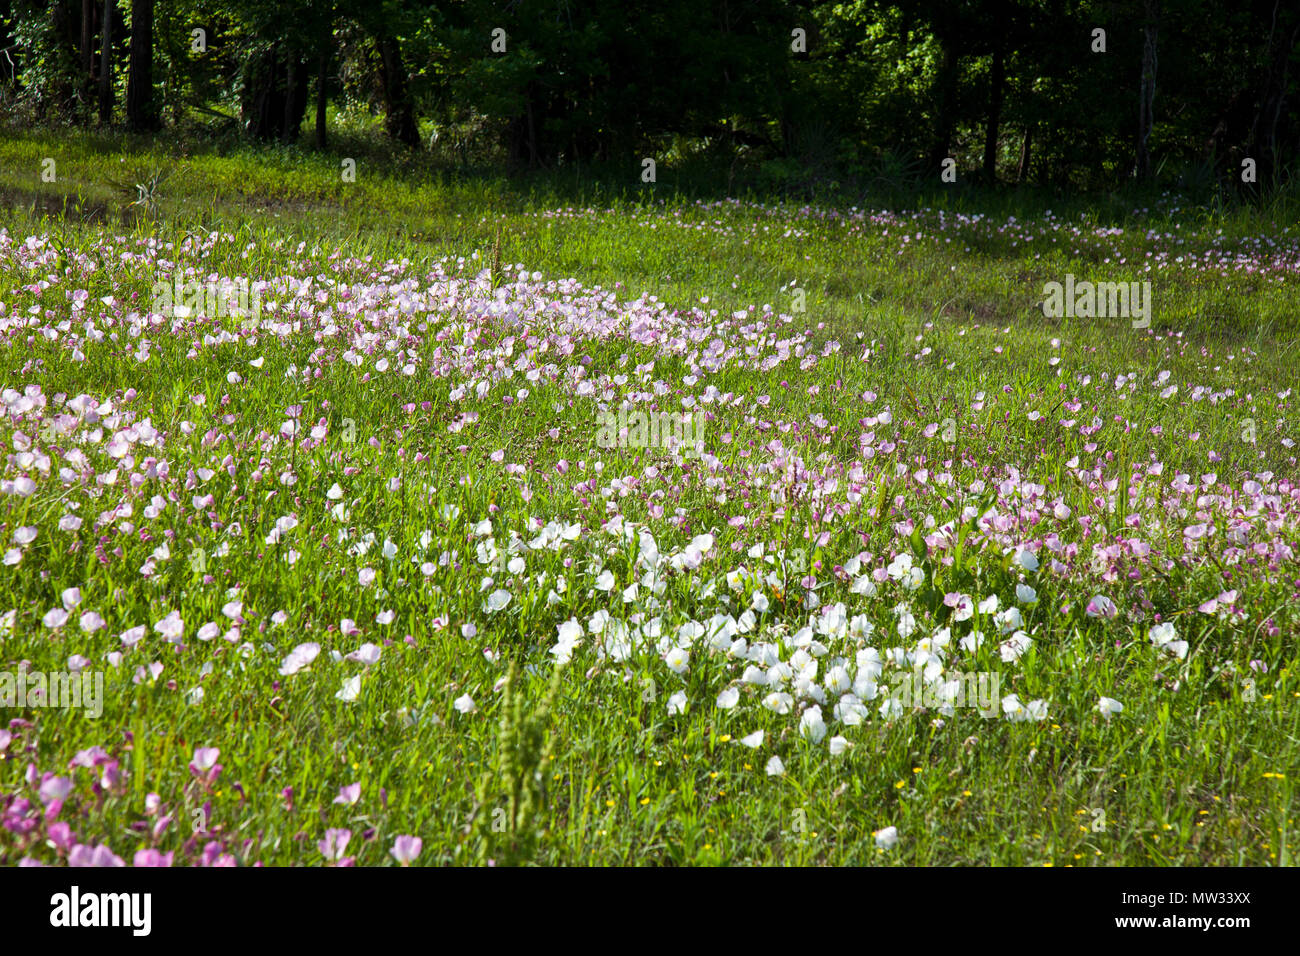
0, 128, 1297, 866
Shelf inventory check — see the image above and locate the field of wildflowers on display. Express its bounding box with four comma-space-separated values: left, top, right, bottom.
1, 138, 1298, 867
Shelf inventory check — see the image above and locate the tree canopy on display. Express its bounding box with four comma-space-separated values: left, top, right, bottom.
2, 0, 1296, 191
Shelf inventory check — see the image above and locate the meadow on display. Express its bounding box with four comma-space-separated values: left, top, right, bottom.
1, 131, 1297, 866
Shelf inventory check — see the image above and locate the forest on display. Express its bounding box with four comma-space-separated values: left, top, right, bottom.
2, 1, 1297, 194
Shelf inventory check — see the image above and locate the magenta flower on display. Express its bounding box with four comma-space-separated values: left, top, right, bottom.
390, 835, 422, 866
319, 828, 352, 862
200, 841, 236, 867
69, 745, 110, 768
346, 643, 382, 666
47, 821, 75, 851
333, 783, 362, 806
189, 746, 222, 785
190, 747, 219, 772
39, 775, 72, 805
1084, 595, 1118, 619
2, 798, 38, 836
279, 642, 320, 676
133, 849, 174, 867
69, 843, 126, 867
152, 814, 173, 841
153, 609, 184, 642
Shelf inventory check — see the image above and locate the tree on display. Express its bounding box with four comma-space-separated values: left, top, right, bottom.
97, 0, 112, 123
126, 0, 157, 130
1135, 0, 1159, 181
1246, 0, 1300, 185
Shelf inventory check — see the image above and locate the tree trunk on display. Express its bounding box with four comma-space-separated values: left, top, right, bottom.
241, 45, 309, 142
526, 96, 538, 166
1135, 0, 1159, 181
81, 0, 94, 77
377, 37, 418, 148
928, 32, 960, 171
126, 0, 157, 131
282, 51, 297, 143
97, 0, 112, 125
1017, 125, 1033, 183
1248, 3, 1300, 186
315, 49, 328, 149
982, 42, 1005, 182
